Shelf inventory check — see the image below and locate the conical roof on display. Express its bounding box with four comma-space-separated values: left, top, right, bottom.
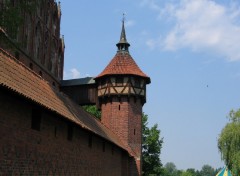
95, 52, 150, 83
96, 18, 150, 83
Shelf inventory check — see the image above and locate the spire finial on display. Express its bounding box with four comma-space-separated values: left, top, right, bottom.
116, 13, 130, 52
122, 13, 125, 23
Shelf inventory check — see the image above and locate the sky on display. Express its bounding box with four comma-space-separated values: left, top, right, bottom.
60, 0, 240, 170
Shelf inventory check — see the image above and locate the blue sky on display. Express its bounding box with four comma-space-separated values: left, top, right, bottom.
60, 0, 240, 170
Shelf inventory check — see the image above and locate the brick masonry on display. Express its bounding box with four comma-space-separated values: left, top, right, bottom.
0, 89, 129, 176
101, 96, 142, 175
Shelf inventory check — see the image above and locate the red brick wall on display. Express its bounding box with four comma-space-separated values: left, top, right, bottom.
0, 89, 128, 175
101, 96, 142, 175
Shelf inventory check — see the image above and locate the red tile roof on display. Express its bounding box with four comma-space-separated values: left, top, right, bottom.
95, 52, 151, 83
0, 48, 129, 153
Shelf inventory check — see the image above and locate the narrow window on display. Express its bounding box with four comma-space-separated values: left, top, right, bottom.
88, 135, 92, 148
134, 129, 136, 135
102, 141, 105, 152
67, 124, 73, 141
119, 104, 121, 110
54, 126, 57, 137
24, 34, 28, 48
111, 146, 114, 155
31, 108, 41, 131
42, 54, 46, 65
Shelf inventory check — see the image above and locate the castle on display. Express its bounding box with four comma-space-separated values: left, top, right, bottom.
0, 1, 150, 175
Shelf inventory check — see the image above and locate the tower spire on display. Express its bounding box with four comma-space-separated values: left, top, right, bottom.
116, 13, 130, 52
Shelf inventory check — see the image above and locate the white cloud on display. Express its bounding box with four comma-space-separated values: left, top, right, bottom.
146, 38, 162, 50
70, 68, 80, 79
140, 0, 161, 11
64, 68, 81, 79
146, 39, 156, 50
145, 0, 240, 61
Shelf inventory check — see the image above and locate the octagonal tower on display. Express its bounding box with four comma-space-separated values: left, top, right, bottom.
95, 19, 150, 175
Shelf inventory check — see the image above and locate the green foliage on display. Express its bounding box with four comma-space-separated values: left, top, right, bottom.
162, 163, 220, 176
142, 113, 164, 176
186, 169, 197, 176
82, 105, 101, 120
180, 171, 194, 176
163, 162, 180, 176
218, 108, 240, 175
199, 165, 216, 176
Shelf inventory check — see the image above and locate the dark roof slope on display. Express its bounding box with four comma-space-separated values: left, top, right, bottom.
0, 48, 126, 152
61, 77, 96, 87
95, 52, 151, 83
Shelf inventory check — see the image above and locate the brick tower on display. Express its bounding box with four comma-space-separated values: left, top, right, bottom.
95, 19, 151, 175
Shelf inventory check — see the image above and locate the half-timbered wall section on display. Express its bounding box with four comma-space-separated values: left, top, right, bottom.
97, 76, 146, 103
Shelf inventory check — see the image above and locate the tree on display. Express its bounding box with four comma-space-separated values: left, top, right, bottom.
163, 162, 180, 176
180, 171, 194, 176
82, 105, 101, 120
186, 168, 197, 176
218, 108, 240, 175
142, 113, 164, 176
162, 163, 220, 176
200, 165, 216, 176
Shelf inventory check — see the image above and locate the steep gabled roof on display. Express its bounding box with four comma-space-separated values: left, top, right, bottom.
95, 52, 150, 83
0, 48, 127, 152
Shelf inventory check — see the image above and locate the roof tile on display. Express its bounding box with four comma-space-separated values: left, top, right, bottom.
0, 48, 128, 152
96, 52, 150, 83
